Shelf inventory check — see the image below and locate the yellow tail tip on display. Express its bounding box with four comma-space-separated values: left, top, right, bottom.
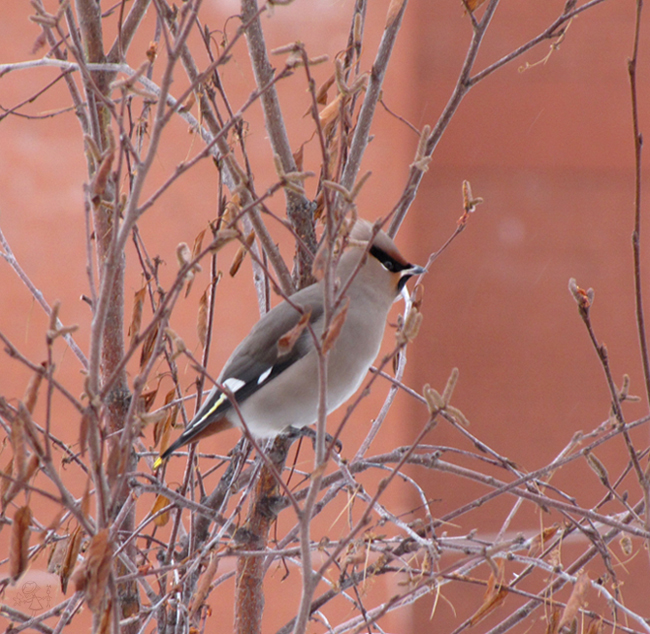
153, 456, 163, 470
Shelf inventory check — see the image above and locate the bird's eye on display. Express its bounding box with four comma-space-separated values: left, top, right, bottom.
380, 260, 396, 272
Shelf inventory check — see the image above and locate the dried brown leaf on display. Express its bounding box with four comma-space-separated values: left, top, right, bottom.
140, 323, 160, 369
278, 311, 312, 357
546, 607, 561, 634
319, 94, 342, 135
192, 228, 207, 259
11, 409, 26, 482
221, 202, 240, 228
558, 570, 589, 631
585, 618, 604, 634
61, 525, 84, 593
293, 143, 305, 171
106, 440, 126, 481
154, 388, 178, 453
47, 538, 67, 574
83, 528, 113, 612
23, 364, 45, 414
10, 505, 32, 582
322, 299, 350, 354
97, 600, 112, 634
128, 287, 147, 345
151, 494, 171, 527
81, 481, 91, 520
24, 454, 39, 482
197, 288, 209, 348
18, 403, 43, 457
1, 456, 14, 507
229, 230, 255, 277
139, 386, 159, 413
315, 74, 335, 105
464, 0, 488, 13
468, 562, 508, 626
179, 91, 196, 113
210, 228, 240, 252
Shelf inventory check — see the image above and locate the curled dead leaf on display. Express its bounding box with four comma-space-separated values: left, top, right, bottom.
10, 505, 32, 583
128, 287, 147, 346
23, 363, 45, 414
319, 94, 343, 136
80, 529, 113, 612
1, 456, 14, 508
11, 408, 27, 482
192, 228, 207, 259
464, 0, 488, 13
277, 310, 311, 357
211, 229, 240, 253
139, 386, 159, 413
61, 525, 84, 593
140, 323, 160, 369
558, 570, 589, 631
468, 562, 508, 626
322, 299, 349, 354
229, 230, 256, 277
151, 494, 171, 527
106, 439, 126, 481
154, 389, 178, 455
197, 288, 209, 348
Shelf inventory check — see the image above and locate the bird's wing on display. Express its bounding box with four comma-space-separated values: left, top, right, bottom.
219, 284, 325, 403
177, 286, 325, 439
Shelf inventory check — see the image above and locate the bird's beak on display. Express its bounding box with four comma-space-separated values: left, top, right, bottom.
405, 264, 426, 277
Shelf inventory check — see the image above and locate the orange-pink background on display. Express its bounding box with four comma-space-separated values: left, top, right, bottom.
1, 0, 648, 631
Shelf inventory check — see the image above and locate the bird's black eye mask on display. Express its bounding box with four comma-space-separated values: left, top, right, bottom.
369, 245, 410, 273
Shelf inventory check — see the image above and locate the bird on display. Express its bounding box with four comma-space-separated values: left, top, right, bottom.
154, 219, 424, 467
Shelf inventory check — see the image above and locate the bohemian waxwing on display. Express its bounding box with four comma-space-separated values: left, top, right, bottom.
155, 219, 424, 465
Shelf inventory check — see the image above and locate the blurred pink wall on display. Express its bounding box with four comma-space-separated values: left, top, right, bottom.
0, 0, 647, 631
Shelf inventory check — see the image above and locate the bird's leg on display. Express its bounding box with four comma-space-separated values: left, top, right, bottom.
284, 425, 343, 453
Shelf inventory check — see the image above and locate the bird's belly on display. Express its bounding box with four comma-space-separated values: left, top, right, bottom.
227, 346, 378, 438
